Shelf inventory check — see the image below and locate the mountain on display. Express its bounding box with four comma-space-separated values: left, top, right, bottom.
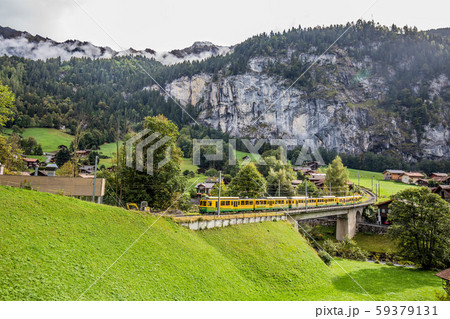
0, 26, 232, 65
0, 22, 449, 162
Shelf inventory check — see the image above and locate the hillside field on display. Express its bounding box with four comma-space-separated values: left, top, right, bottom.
20, 128, 74, 153
0, 186, 441, 301
348, 168, 417, 199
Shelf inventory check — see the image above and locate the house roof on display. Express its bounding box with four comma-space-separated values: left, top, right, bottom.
195, 182, 216, 189
23, 158, 39, 162
401, 172, 424, 178
432, 176, 450, 182
383, 170, 404, 174
431, 173, 448, 177
291, 180, 303, 185
375, 199, 394, 206
436, 268, 450, 281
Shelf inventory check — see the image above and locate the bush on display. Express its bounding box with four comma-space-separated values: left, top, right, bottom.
318, 250, 332, 266
205, 168, 218, 177
322, 237, 368, 261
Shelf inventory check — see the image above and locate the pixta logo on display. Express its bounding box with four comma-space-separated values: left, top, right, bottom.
126, 129, 171, 175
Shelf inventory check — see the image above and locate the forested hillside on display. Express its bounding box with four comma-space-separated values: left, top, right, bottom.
0, 20, 449, 160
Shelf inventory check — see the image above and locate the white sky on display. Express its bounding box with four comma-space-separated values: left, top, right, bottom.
0, 0, 449, 51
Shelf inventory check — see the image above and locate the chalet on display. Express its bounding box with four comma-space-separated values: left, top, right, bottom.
195, 176, 224, 195
416, 178, 430, 187
430, 173, 450, 183
435, 268, 450, 295
400, 172, 425, 184
195, 182, 216, 195
440, 176, 450, 185
432, 185, 450, 202
430, 172, 448, 179
23, 158, 40, 168
382, 170, 404, 181
310, 173, 326, 179
79, 165, 95, 174
304, 161, 322, 171
75, 150, 90, 158
374, 199, 394, 225
291, 180, 303, 188
293, 166, 316, 176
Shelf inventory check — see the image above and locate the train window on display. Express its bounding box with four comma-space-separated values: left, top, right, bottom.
221, 201, 225, 205
226, 201, 230, 205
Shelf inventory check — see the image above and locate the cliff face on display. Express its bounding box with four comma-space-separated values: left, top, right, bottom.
164, 54, 449, 160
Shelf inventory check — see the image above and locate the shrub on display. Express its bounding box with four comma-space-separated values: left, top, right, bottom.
322, 237, 368, 261
318, 250, 332, 266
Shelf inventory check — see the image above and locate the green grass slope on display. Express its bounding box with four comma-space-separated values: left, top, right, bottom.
21, 128, 74, 153
348, 168, 417, 199
0, 186, 440, 300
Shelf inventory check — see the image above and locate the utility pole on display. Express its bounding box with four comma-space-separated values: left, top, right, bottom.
278, 180, 281, 197
305, 179, 308, 212
217, 170, 221, 216
92, 155, 98, 203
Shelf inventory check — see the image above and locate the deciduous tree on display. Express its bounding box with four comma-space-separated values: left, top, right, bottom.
388, 187, 450, 269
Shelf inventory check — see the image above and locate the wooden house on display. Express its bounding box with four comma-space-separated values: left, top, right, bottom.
400, 172, 425, 184
382, 170, 404, 181
432, 185, 450, 202
374, 199, 394, 225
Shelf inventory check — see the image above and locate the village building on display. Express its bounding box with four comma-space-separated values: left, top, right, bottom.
74, 150, 90, 158
430, 173, 448, 180
432, 185, 450, 202
195, 176, 224, 195
374, 199, 393, 225
382, 170, 404, 181
400, 172, 425, 184
435, 268, 450, 295
23, 158, 40, 168
79, 165, 95, 174
291, 180, 303, 189
416, 178, 430, 187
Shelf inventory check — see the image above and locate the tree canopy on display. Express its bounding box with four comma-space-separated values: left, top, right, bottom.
324, 156, 349, 196
388, 187, 450, 269
228, 163, 267, 198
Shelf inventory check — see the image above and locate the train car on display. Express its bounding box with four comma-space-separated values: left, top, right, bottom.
199, 194, 364, 214
199, 197, 240, 213
265, 197, 289, 210
316, 196, 336, 206
336, 195, 362, 205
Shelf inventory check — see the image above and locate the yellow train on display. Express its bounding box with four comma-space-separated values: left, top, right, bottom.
199, 195, 363, 213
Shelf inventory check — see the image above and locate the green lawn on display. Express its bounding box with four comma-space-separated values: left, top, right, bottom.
0, 186, 441, 300
97, 142, 123, 167
348, 168, 417, 200
353, 233, 398, 254
21, 128, 74, 153
181, 157, 206, 186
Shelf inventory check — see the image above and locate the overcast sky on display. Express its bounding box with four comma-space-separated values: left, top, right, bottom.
0, 0, 449, 51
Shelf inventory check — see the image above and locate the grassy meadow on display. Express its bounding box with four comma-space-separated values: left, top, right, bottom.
21, 128, 74, 153
0, 186, 441, 301
348, 168, 417, 200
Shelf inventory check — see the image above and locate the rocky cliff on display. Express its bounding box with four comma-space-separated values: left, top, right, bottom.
164, 52, 449, 160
